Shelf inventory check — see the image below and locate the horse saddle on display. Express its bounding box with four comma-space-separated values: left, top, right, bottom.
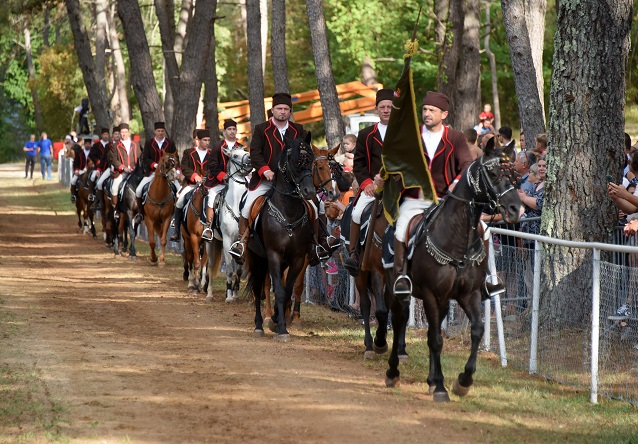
211, 187, 228, 240
181, 189, 209, 237
141, 180, 178, 206
339, 200, 382, 248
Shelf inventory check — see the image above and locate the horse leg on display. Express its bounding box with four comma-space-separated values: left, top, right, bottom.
269, 255, 290, 340
90, 213, 97, 239
128, 217, 137, 259
280, 258, 304, 340
372, 271, 389, 356
232, 265, 242, 299
265, 273, 273, 323
358, 272, 375, 359
191, 235, 201, 289
291, 259, 308, 322
146, 219, 157, 263
249, 253, 267, 337
425, 300, 449, 402
385, 296, 406, 388
199, 239, 208, 293
452, 290, 485, 397
159, 216, 170, 265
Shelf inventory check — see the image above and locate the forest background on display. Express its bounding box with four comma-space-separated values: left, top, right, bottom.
1, 0, 637, 162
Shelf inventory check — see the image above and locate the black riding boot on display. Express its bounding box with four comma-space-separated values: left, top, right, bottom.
92, 190, 104, 212
392, 238, 412, 302
169, 207, 184, 242
70, 185, 77, 203
318, 214, 340, 255
344, 221, 361, 277
229, 216, 248, 265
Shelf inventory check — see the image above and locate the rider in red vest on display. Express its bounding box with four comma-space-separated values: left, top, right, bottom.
70, 137, 93, 203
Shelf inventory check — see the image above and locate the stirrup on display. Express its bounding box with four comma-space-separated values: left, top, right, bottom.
393, 274, 413, 300
325, 235, 341, 252
229, 241, 245, 258
316, 244, 329, 261
70, 195, 76, 203
88, 194, 94, 201
201, 227, 213, 242
484, 275, 505, 297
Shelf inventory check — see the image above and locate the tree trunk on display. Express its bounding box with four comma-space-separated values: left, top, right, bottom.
540, 0, 632, 325
117, 0, 164, 138
170, 0, 218, 153
107, 3, 130, 124
24, 25, 44, 134
42, 5, 50, 48
524, 0, 547, 118
360, 56, 377, 86
271, 0, 290, 94
154, 0, 179, 133
246, 0, 266, 130
484, 4, 501, 130
260, 0, 268, 77
501, 0, 545, 143
204, 26, 220, 142
65, 0, 112, 133
306, 0, 344, 150
434, 0, 449, 51
452, 0, 481, 131
437, 0, 463, 124
95, 0, 109, 91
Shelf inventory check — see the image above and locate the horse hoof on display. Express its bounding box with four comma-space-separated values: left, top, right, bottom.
225, 296, 237, 303
129, 256, 138, 262
363, 350, 376, 360
452, 378, 471, 397
286, 313, 294, 326
428, 385, 436, 395
273, 334, 290, 343
398, 354, 409, 363
373, 343, 388, 354
293, 312, 300, 321
267, 318, 277, 333
253, 329, 265, 338
205, 296, 214, 303
433, 391, 451, 403
385, 376, 400, 388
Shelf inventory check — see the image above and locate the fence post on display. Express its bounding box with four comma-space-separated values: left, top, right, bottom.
305, 266, 312, 303
408, 297, 416, 328
488, 233, 507, 366
590, 248, 601, 404
529, 240, 541, 374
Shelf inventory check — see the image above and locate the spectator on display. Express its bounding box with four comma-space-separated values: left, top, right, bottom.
37, 131, 54, 180
23, 134, 37, 179
514, 150, 537, 195
518, 158, 546, 242
534, 133, 548, 158
498, 126, 516, 154
609, 151, 638, 223
474, 112, 495, 136
463, 128, 482, 160
483, 103, 494, 120
335, 134, 356, 169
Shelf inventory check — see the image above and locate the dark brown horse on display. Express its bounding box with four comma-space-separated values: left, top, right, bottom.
181, 182, 210, 293
247, 134, 316, 341
74, 159, 98, 239
142, 152, 177, 265
385, 142, 521, 402
263, 143, 341, 324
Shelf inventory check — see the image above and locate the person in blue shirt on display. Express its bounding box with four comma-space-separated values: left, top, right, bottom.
37, 131, 54, 180
23, 134, 38, 179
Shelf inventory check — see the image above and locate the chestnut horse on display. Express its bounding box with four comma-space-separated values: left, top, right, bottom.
385, 142, 521, 402
142, 151, 177, 265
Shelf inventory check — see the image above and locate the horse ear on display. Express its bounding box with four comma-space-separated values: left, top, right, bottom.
304, 132, 312, 146
330, 144, 340, 156
503, 144, 516, 163
484, 136, 496, 156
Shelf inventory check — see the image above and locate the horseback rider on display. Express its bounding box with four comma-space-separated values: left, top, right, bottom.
344, 88, 394, 276
169, 129, 214, 241
388, 91, 472, 296
93, 125, 119, 212
134, 122, 180, 225
228, 93, 306, 264
201, 119, 246, 242
87, 127, 111, 204
107, 123, 142, 220
70, 137, 93, 203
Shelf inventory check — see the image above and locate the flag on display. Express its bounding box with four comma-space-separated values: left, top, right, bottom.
381, 47, 437, 224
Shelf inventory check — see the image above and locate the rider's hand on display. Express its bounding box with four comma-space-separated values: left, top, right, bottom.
264, 170, 275, 181
373, 174, 385, 189
363, 183, 375, 197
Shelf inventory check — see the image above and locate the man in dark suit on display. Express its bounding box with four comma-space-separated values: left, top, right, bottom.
228, 93, 305, 263
344, 88, 394, 276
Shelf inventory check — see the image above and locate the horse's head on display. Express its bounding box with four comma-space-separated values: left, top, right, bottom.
312, 144, 341, 202
279, 132, 316, 200
228, 147, 251, 180
158, 152, 178, 182
474, 137, 522, 223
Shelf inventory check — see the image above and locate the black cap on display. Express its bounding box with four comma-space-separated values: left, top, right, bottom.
196, 129, 210, 139
272, 92, 293, 108
224, 119, 237, 130
154, 122, 166, 130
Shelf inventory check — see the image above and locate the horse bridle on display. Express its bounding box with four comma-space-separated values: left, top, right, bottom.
226, 150, 251, 185
158, 154, 177, 179
277, 144, 314, 198
312, 152, 342, 198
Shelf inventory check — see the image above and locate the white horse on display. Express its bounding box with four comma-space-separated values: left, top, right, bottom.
206, 147, 251, 303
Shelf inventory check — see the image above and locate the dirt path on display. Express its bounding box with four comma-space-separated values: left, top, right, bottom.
0, 164, 481, 443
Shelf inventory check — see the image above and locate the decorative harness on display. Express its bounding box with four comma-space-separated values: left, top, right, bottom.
268, 143, 314, 236
312, 151, 343, 199
422, 150, 518, 268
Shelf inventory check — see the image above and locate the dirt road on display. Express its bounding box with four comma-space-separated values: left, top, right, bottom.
0, 164, 482, 443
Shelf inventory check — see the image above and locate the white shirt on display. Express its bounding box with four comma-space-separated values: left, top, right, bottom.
196, 148, 208, 163
225, 140, 236, 150
155, 138, 165, 149
101, 140, 108, 148
122, 139, 131, 154
274, 119, 289, 139
422, 126, 444, 161
378, 123, 388, 141
83, 148, 91, 159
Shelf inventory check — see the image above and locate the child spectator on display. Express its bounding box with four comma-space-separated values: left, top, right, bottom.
335, 134, 356, 172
